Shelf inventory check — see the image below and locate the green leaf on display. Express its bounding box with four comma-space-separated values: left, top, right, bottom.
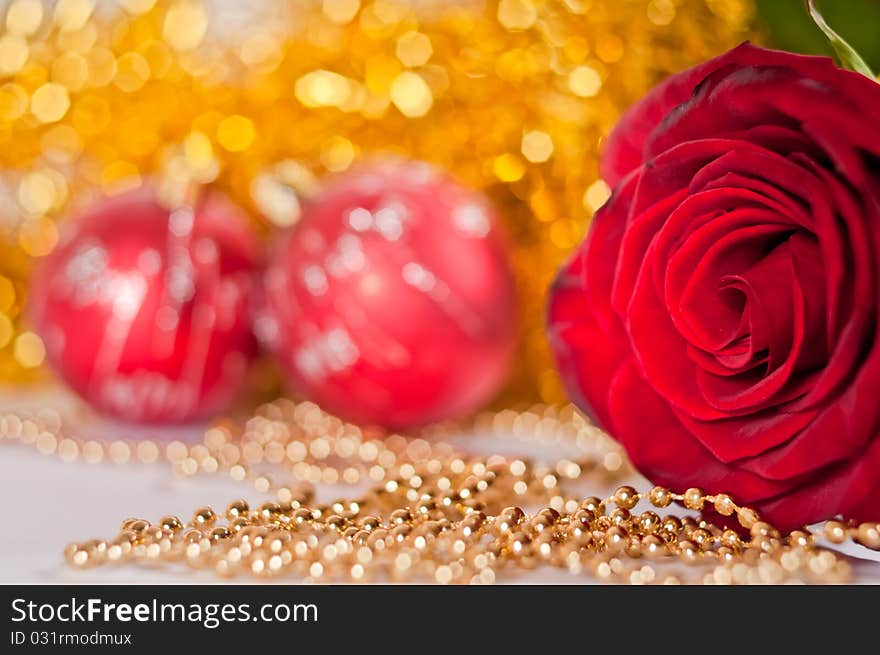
806, 0, 875, 78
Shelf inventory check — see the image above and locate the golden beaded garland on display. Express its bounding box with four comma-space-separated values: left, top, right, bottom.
0, 0, 757, 401
3, 399, 878, 584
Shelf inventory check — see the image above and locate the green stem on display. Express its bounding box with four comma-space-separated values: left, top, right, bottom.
806, 0, 875, 78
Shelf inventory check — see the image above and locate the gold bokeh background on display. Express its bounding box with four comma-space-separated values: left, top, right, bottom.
0, 0, 755, 405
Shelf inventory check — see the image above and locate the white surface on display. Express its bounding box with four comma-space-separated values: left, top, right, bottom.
1, 388, 879, 584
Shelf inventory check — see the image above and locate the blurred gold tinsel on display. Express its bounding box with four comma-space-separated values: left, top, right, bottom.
0, 0, 756, 403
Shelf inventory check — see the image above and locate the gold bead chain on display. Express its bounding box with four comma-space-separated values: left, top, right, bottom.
3, 399, 878, 584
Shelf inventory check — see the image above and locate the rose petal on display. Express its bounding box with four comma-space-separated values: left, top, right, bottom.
601, 43, 876, 186
734, 214, 880, 481
547, 174, 640, 430
668, 213, 794, 356
607, 359, 791, 501
678, 406, 816, 464
759, 433, 880, 530
645, 64, 880, 177
547, 250, 627, 430
789, 157, 875, 409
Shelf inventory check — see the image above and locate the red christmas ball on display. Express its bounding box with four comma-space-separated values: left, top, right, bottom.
30, 188, 260, 423
258, 160, 518, 429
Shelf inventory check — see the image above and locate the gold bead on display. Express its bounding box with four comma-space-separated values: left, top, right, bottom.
530, 514, 556, 534
267, 533, 291, 553
226, 500, 249, 519
325, 514, 348, 531
390, 509, 413, 525
228, 517, 248, 533
462, 511, 487, 532
158, 516, 183, 533
680, 516, 698, 532
64, 543, 83, 566
625, 536, 642, 558
677, 540, 700, 563
500, 506, 526, 524
109, 535, 133, 558
594, 515, 611, 531
390, 524, 412, 542
239, 526, 267, 545
210, 527, 232, 542
192, 507, 217, 527
720, 529, 741, 549
278, 499, 299, 515
661, 516, 681, 535
580, 497, 605, 515
572, 527, 593, 547
572, 509, 595, 528
73, 542, 106, 567
359, 516, 382, 531
642, 535, 665, 559
690, 528, 712, 550
259, 501, 282, 520
509, 532, 533, 557
609, 508, 631, 527
823, 521, 847, 544
292, 508, 312, 525
716, 546, 735, 562
683, 488, 704, 510
638, 511, 661, 533
736, 506, 759, 529
536, 507, 560, 522
121, 518, 150, 533
604, 526, 626, 553
750, 522, 776, 539
788, 530, 812, 549
366, 529, 388, 547
648, 486, 672, 508
712, 494, 735, 516
752, 535, 782, 554
613, 485, 638, 510
855, 523, 880, 550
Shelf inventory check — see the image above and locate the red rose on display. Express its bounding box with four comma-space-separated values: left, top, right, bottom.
547, 43, 880, 530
